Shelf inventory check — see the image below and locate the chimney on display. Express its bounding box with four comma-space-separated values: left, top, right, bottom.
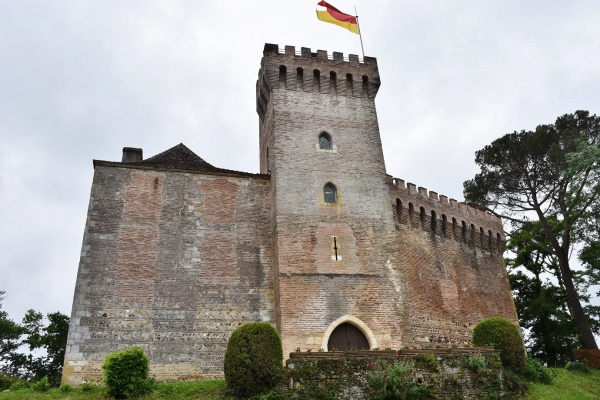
122, 147, 143, 162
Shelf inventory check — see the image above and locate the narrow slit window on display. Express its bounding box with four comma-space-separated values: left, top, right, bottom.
346, 73, 353, 96
332, 236, 341, 260
324, 184, 337, 204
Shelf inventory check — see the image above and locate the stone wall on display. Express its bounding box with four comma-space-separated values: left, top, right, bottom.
282, 350, 507, 399
62, 165, 274, 384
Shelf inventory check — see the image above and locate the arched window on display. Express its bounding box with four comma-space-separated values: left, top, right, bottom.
324, 183, 337, 204
319, 132, 332, 150
442, 214, 448, 237
420, 207, 426, 229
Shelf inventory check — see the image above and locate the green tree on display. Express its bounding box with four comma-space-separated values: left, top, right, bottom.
21, 310, 70, 386
0, 291, 25, 376
464, 110, 600, 349
506, 223, 586, 365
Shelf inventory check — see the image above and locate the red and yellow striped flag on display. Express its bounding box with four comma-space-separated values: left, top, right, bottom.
316, 1, 360, 35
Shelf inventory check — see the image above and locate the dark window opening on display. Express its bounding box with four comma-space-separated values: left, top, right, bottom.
330, 71, 337, 94
346, 73, 353, 96
396, 199, 403, 223
431, 210, 437, 234
442, 214, 447, 236
362, 75, 369, 97
279, 65, 287, 88
319, 132, 332, 150
313, 69, 321, 92
420, 207, 426, 229
324, 184, 337, 204
296, 67, 304, 90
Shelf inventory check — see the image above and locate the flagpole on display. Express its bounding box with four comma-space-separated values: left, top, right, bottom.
354, 6, 365, 59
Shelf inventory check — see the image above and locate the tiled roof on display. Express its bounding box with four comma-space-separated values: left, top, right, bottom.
137, 143, 224, 172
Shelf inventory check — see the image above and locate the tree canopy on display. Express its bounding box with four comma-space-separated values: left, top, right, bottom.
464, 110, 600, 349
0, 291, 69, 387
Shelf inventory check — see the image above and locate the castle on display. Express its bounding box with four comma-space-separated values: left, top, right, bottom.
62, 44, 518, 384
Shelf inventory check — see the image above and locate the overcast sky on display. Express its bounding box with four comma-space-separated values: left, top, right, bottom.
1, 1, 599, 325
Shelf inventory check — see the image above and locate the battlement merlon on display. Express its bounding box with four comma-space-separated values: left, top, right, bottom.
256, 43, 381, 117
388, 176, 506, 242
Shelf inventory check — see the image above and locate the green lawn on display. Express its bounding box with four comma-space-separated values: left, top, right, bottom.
522, 368, 600, 400
1, 369, 599, 399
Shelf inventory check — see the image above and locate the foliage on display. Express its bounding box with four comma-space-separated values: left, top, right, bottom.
224, 322, 283, 399
473, 317, 526, 374
566, 360, 591, 374
102, 346, 154, 399
31, 376, 51, 392
524, 357, 553, 384
0, 291, 26, 376
8, 380, 29, 391
467, 352, 487, 373
79, 381, 94, 392
506, 223, 589, 365
464, 110, 600, 349
21, 309, 70, 386
0, 373, 20, 391
0, 292, 70, 387
58, 383, 72, 392
368, 360, 433, 400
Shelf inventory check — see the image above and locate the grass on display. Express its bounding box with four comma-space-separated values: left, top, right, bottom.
1, 369, 599, 399
0, 380, 232, 400
521, 368, 600, 400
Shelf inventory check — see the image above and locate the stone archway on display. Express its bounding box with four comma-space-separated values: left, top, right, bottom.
322, 315, 377, 351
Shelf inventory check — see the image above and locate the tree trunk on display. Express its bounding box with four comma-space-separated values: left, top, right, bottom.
556, 251, 598, 349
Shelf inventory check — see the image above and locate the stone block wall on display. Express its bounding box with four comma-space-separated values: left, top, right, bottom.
282, 351, 507, 399
62, 165, 274, 384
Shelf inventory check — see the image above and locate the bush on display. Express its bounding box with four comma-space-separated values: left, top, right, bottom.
566, 360, 591, 374
8, 380, 29, 391
369, 360, 432, 400
32, 376, 51, 392
524, 356, 553, 384
59, 383, 73, 392
473, 317, 526, 374
102, 346, 155, 399
0, 373, 20, 391
80, 381, 94, 392
224, 322, 283, 398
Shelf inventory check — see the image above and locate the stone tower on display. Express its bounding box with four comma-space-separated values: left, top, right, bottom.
256, 44, 409, 356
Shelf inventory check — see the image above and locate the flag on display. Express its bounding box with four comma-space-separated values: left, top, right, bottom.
316, 1, 360, 35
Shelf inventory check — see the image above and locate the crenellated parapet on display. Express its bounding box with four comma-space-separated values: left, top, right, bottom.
388, 176, 506, 254
256, 43, 381, 121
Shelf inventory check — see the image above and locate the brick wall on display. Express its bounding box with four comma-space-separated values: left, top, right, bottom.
62, 166, 274, 384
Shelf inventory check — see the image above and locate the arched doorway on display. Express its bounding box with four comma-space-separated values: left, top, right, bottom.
327, 322, 370, 351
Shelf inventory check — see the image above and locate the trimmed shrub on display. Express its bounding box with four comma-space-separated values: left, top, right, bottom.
102, 346, 154, 399
524, 356, 553, 384
224, 322, 283, 398
59, 383, 73, 392
473, 317, 526, 374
